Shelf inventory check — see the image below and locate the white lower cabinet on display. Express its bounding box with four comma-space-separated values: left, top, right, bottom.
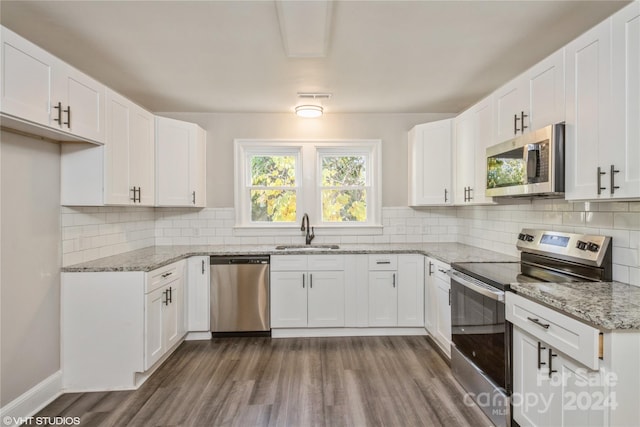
62, 260, 187, 391
144, 267, 185, 370
512, 327, 606, 427
270, 255, 345, 328
425, 257, 451, 356
187, 256, 210, 333
368, 254, 424, 327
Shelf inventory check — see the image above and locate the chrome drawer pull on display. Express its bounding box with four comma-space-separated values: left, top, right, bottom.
527, 317, 550, 329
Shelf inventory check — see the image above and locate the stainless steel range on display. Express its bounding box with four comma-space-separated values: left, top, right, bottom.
448, 229, 612, 427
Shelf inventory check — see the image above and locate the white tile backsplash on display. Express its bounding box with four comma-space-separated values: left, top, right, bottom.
61, 200, 640, 286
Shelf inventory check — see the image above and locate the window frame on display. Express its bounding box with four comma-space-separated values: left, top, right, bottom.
234, 139, 381, 230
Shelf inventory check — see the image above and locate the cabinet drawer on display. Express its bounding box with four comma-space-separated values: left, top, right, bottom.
147, 260, 184, 293
427, 258, 450, 282
271, 255, 308, 271
308, 255, 344, 271
506, 292, 600, 369
368, 254, 398, 270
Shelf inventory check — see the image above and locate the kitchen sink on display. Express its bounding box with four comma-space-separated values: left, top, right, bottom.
275, 244, 340, 251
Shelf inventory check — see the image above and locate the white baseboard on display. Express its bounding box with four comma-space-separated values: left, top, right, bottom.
0, 371, 62, 427
185, 331, 212, 341
271, 327, 427, 338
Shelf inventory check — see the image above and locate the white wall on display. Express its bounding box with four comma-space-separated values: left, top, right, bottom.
155, 112, 454, 207
0, 131, 61, 406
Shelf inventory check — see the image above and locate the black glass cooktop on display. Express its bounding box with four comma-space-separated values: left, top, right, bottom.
451, 262, 527, 290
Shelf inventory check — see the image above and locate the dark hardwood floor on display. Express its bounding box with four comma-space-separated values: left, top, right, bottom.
34, 336, 492, 426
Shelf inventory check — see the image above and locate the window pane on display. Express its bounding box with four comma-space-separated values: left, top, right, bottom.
321, 189, 367, 222
251, 156, 296, 186
251, 190, 296, 222
321, 156, 366, 186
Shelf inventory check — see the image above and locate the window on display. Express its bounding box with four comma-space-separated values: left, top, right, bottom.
319, 153, 369, 223
235, 140, 381, 229
249, 155, 297, 222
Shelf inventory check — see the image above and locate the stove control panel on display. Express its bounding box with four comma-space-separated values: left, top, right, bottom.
517, 228, 611, 267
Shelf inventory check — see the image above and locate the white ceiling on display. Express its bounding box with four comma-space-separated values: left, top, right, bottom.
0, 0, 630, 114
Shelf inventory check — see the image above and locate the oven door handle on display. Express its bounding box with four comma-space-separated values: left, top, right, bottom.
447, 270, 505, 302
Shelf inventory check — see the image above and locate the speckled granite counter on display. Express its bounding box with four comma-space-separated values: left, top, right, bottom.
61, 242, 518, 273
511, 281, 640, 330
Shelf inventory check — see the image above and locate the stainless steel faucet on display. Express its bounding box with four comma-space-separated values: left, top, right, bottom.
301, 213, 315, 245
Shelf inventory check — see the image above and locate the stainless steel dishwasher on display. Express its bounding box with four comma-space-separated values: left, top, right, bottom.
210, 256, 270, 335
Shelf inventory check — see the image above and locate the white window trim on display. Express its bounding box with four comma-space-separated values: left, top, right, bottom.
234, 139, 382, 230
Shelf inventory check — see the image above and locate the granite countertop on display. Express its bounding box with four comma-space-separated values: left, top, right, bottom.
61, 242, 518, 273
511, 281, 640, 330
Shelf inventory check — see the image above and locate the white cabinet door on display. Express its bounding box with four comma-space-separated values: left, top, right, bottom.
472, 97, 495, 205
424, 259, 438, 335
527, 49, 565, 131
307, 271, 345, 327
434, 274, 451, 354
54, 62, 105, 144
0, 26, 55, 128
407, 119, 453, 206
565, 19, 612, 200
187, 256, 210, 332
156, 116, 206, 207
144, 286, 165, 370
368, 271, 397, 327
271, 271, 308, 328
191, 126, 207, 207
397, 255, 424, 327
453, 109, 476, 204
610, 2, 640, 199
494, 76, 527, 143
104, 89, 132, 205
130, 104, 156, 206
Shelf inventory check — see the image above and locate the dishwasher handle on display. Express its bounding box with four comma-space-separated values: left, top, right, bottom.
210, 256, 270, 265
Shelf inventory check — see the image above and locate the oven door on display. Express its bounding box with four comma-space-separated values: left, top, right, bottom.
448, 269, 506, 389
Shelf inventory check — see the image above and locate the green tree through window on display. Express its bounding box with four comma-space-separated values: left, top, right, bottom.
320, 155, 368, 222
250, 155, 297, 222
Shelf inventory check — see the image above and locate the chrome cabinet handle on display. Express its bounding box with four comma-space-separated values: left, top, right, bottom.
527, 317, 550, 329
428, 262, 434, 276
161, 272, 173, 278
137, 187, 141, 203
130, 187, 137, 202
597, 167, 606, 195
610, 165, 620, 194
376, 260, 391, 265
201, 259, 205, 274
310, 274, 313, 288
548, 349, 558, 378
521, 111, 528, 132
467, 187, 473, 201
444, 188, 448, 203
448, 288, 451, 306
514, 114, 520, 134
163, 290, 169, 306
168, 286, 173, 304
392, 273, 396, 288
537, 342, 547, 370
302, 274, 305, 288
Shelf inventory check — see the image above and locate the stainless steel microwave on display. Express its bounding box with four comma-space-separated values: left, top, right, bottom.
486, 123, 564, 198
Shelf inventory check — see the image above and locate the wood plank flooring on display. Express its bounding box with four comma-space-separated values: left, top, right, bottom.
33, 336, 493, 426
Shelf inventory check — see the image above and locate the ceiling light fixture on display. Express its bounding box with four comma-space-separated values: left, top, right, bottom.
295, 93, 331, 118
295, 104, 323, 118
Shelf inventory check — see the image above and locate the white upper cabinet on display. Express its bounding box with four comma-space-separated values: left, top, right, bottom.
62, 89, 155, 206
1, 26, 56, 128
408, 119, 453, 206
0, 26, 105, 144
565, 17, 617, 200
494, 49, 565, 143
453, 97, 494, 205
610, 2, 640, 199
156, 116, 207, 207
104, 89, 155, 205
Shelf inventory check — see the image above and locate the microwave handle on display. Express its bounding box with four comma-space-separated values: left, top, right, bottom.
526, 145, 540, 180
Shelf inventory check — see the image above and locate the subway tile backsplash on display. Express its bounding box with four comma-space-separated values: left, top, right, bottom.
61, 200, 640, 286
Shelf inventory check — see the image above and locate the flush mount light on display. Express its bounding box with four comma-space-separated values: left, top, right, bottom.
295, 104, 323, 118
295, 93, 331, 118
